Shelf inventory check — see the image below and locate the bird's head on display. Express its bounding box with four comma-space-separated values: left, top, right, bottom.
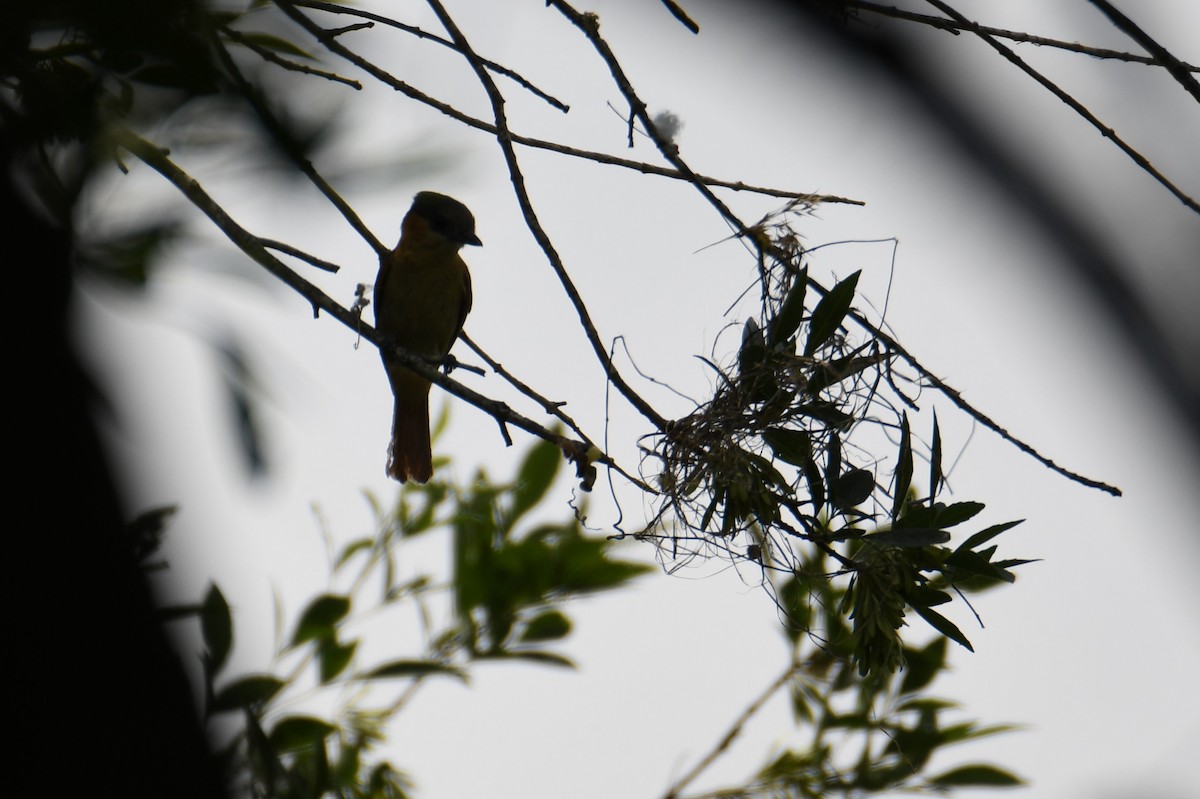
404, 191, 482, 248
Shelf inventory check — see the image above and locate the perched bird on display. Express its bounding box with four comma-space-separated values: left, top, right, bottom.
375, 191, 480, 483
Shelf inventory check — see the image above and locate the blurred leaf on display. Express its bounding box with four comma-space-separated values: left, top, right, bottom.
319, 638, 357, 683
232, 32, 314, 59
77, 221, 181, 286
125, 505, 177, 564
509, 437, 560, 525
767, 267, 807, 346
899, 637, 947, 694
336, 537, 374, 569
201, 583, 233, 673
804, 270, 860, 356
269, 716, 337, 753
930, 764, 1023, 787
360, 659, 468, 682
479, 650, 576, 669
520, 610, 571, 642
763, 427, 811, 467
211, 675, 285, 713
291, 594, 351, 647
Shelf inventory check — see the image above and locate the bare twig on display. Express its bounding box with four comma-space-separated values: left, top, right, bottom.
273, 0, 860, 206
218, 23, 362, 88
920, 0, 1199, 214
292, 0, 571, 111
658, 0, 700, 34
848, 0, 1200, 72
114, 128, 616, 479
426, 0, 670, 433
663, 661, 799, 799
1087, 0, 1200, 104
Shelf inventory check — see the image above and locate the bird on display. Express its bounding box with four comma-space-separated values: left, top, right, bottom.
374, 191, 480, 483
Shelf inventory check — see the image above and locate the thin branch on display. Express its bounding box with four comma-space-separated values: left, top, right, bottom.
208, 24, 387, 256
426, 0, 670, 433
114, 129, 619, 480
260, 238, 341, 272
848, 0, 1200, 72
663, 661, 799, 799
920, 0, 1199, 214
218, 23, 362, 88
292, 0, 571, 112
272, 0, 860, 206
658, 0, 700, 35
1087, 0, 1200, 104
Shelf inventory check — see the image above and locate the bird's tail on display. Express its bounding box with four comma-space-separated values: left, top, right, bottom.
388, 393, 432, 483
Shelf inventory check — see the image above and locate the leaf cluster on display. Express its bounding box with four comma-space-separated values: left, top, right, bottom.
158, 438, 649, 798
647, 217, 1030, 676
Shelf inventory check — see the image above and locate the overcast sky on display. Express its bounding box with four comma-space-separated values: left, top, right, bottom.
78, 1, 1199, 797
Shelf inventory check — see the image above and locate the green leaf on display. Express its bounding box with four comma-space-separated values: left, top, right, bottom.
831, 468, 875, 510
360, 659, 468, 682
900, 637, 947, 694
269, 716, 337, 753
867, 528, 950, 547
232, 32, 314, 59
478, 650, 577, 669
929, 412, 943, 499
766, 267, 807, 346
290, 594, 351, 647
201, 583, 233, 673
804, 270, 860, 356
930, 764, 1023, 787
211, 675, 286, 713
335, 537, 373, 569
319, 638, 358, 683
911, 604, 974, 652
891, 412, 913, 520
509, 437, 560, 524
935, 501, 984, 527
957, 520, 1024, 552
763, 427, 811, 467
520, 610, 572, 642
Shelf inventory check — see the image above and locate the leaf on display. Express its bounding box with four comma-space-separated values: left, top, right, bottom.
930, 764, 1023, 787
763, 428, 812, 467
899, 637, 947, 694
929, 412, 943, 499
319, 638, 358, 683
804, 270, 860, 356
290, 594, 351, 647
201, 583, 233, 673
509, 437, 560, 524
766, 267, 807, 346
478, 650, 577, 669
891, 412, 913, 520
910, 604, 974, 652
831, 468, 875, 510
520, 610, 572, 643
269, 716, 337, 753
935, 501, 984, 528
211, 675, 285, 713
867, 528, 950, 547
335, 537, 374, 569
957, 520, 1024, 552
360, 659, 468, 682
232, 32, 314, 59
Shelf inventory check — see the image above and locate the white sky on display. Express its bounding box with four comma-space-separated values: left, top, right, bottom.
76, 1, 1199, 797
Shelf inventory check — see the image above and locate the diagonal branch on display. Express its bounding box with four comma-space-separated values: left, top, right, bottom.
113, 127, 631, 484
921, 0, 1198, 215
1087, 0, 1200, 104
272, 0, 860, 206
424, 0, 669, 432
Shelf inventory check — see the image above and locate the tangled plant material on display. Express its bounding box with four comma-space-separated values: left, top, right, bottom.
642, 209, 1030, 676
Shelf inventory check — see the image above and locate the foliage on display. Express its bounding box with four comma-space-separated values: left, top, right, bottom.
159, 439, 651, 797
